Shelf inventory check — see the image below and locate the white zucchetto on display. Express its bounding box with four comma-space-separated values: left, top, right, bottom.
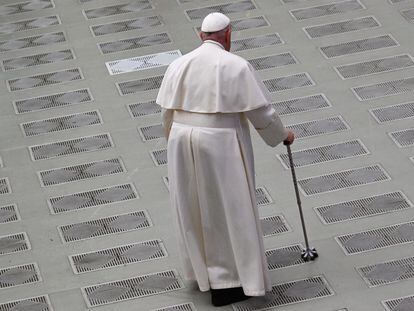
201, 12, 230, 32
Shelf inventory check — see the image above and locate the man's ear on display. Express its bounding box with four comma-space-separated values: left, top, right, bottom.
199, 31, 205, 40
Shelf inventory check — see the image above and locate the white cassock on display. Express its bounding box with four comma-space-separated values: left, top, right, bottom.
156, 40, 288, 296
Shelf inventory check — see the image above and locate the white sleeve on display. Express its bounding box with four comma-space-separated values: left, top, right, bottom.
245, 105, 288, 147
161, 108, 174, 140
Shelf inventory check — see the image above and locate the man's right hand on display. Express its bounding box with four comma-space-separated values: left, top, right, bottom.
283, 130, 295, 145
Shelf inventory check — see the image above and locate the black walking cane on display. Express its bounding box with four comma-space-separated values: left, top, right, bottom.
284, 142, 318, 261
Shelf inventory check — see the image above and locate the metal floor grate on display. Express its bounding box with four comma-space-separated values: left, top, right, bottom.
0, 263, 40, 289
233, 276, 333, 310
0, 32, 66, 52
39, 158, 125, 187
139, 124, 164, 141
272, 94, 331, 116
106, 50, 181, 75
0, 295, 52, 311
151, 149, 167, 166
21, 110, 101, 136
2, 49, 74, 71
278, 140, 369, 168
60, 210, 151, 242
49, 183, 137, 214
0, 205, 19, 223
255, 187, 273, 206
316, 191, 411, 224
304, 16, 380, 38
389, 128, 414, 147
231, 34, 283, 52
286, 116, 349, 139
401, 8, 414, 22
0, 0, 54, 16
353, 77, 414, 101
370, 102, 414, 123
320, 35, 398, 58
117, 75, 163, 95
0, 232, 30, 256
8, 68, 83, 91
82, 270, 184, 307
290, 0, 364, 21
83, 1, 153, 19
91, 16, 163, 36
299, 164, 390, 196
264, 73, 314, 92
336, 54, 414, 79
266, 244, 307, 270
29, 133, 112, 160
249, 52, 297, 71
70, 240, 166, 273
0, 178, 10, 195
128, 100, 161, 117
14, 89, 92, 114
153, 302, 196, 311
261, 215, 291, 237
0, 15, 60, 35
186, 0, 256, 20
383, 295, 414, 311
99, 33, 171, 54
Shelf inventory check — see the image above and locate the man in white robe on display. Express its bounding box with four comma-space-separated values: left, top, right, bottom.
156, 12, 294, 307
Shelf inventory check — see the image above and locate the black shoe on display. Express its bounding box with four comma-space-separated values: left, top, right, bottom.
211, 287, 250, 307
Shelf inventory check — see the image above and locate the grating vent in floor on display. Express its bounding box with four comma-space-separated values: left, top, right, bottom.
0, 0, 54, 16
320, 35, 398, 58
60, 210, 151, 243
0, 32, 65, 52
82, 270, 183, 307
316, 191, 411, 224
84, 1, 153, 19
290, 0, 364, 21
0, 263, 40, 289
49, 183, 137, 214
261, 215, 291, 237
99, 33, 171, 54
336, 54, 414, 79
278, 140, 369, 168
39, 158, 125, 187
186, 0, 256, 20
128, 100, 161, 117
91, 16, 162, 36
337, 221, 414, 254
14, 89, 92, 114
117, 75, 163, 95
353, 77, 414, 101
0, 295, 52, 311
249, 52, 297, 71
266, 244, 307, 270
0, 178, 10, 195
153, 302, 196, 311
139, 124, 164, 141
264, 73, 314, 92
383, 295, 414, 311
29, 133, 112, 160
233, 276, 333, 310
272, 94, 331, 116
370, 102, 414, 123
2, 49, 74, 71
389, 128, 414, 147
151, 149, 167, 166
21, 110, 101, 136
286, 116, 349, 139
8, 68, 83, 91
70, 240, 166, 273
0, 233, 30, 256
256, 187, 273, 206
0, 15, 60, 35
0, 205, 19, 223
299, 164, 390, 196
401, 8, 414, 22
305, 16, 380, 38
231, 34, 283, 52
106, 50, 181, 75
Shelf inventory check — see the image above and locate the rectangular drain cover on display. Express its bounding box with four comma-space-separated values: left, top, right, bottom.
83, 1, 153, 19
286, 116, 349, 139
0, 178, 11, 195
151, 149, 167, 166
0, 232, 30, 256
316, 191, 412, 224
336, 54, 414, 79
261, 215, 291, 237
48, 183, 138, 214
153, 302, 195, 311
117, 75, 163, 95
186, 0, 256, 20
232, 276, 333, 310
0, 204, 20, 223
401, 8, 414, 22
91, 16, 162, 36
353, 77, 414, 101
320, 35, 398, 58
249, 52, 297, 71
266, 244, 306, 270
304, 16, 380, 38
0, 295, 52, 311
370, 102, 414, 123
0, 0, 54, 16
0, 15, 60, 35
290, 0, 364, 21
272, 94, 331, 115
139, 124, 164, 141
39, 158, 125, 187
232, 34, 283, 52
59, 210, 152, 243
106, 50, 181, 75
389, 128, 414, 147
128, 100, 161, 117
99, 33, 171, 54
82, 270, 184, 307
0, 32, 66, 52
21, 110, 101, 136
336, 220, 414, 254
264, 73, 314, 92
70, 239, 167, 274
277, 140, 369, 168
29, 133, 113, 160
383, 295, 414, 311
0, 263, 41, 289
255, 187, 273, 206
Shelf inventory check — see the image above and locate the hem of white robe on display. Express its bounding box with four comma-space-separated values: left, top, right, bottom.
198, 282, 267, 296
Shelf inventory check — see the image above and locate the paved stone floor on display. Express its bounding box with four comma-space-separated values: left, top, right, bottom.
1, 0, 414, 310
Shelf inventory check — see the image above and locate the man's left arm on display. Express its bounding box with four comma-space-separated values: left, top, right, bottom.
161, 108, 174, 140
